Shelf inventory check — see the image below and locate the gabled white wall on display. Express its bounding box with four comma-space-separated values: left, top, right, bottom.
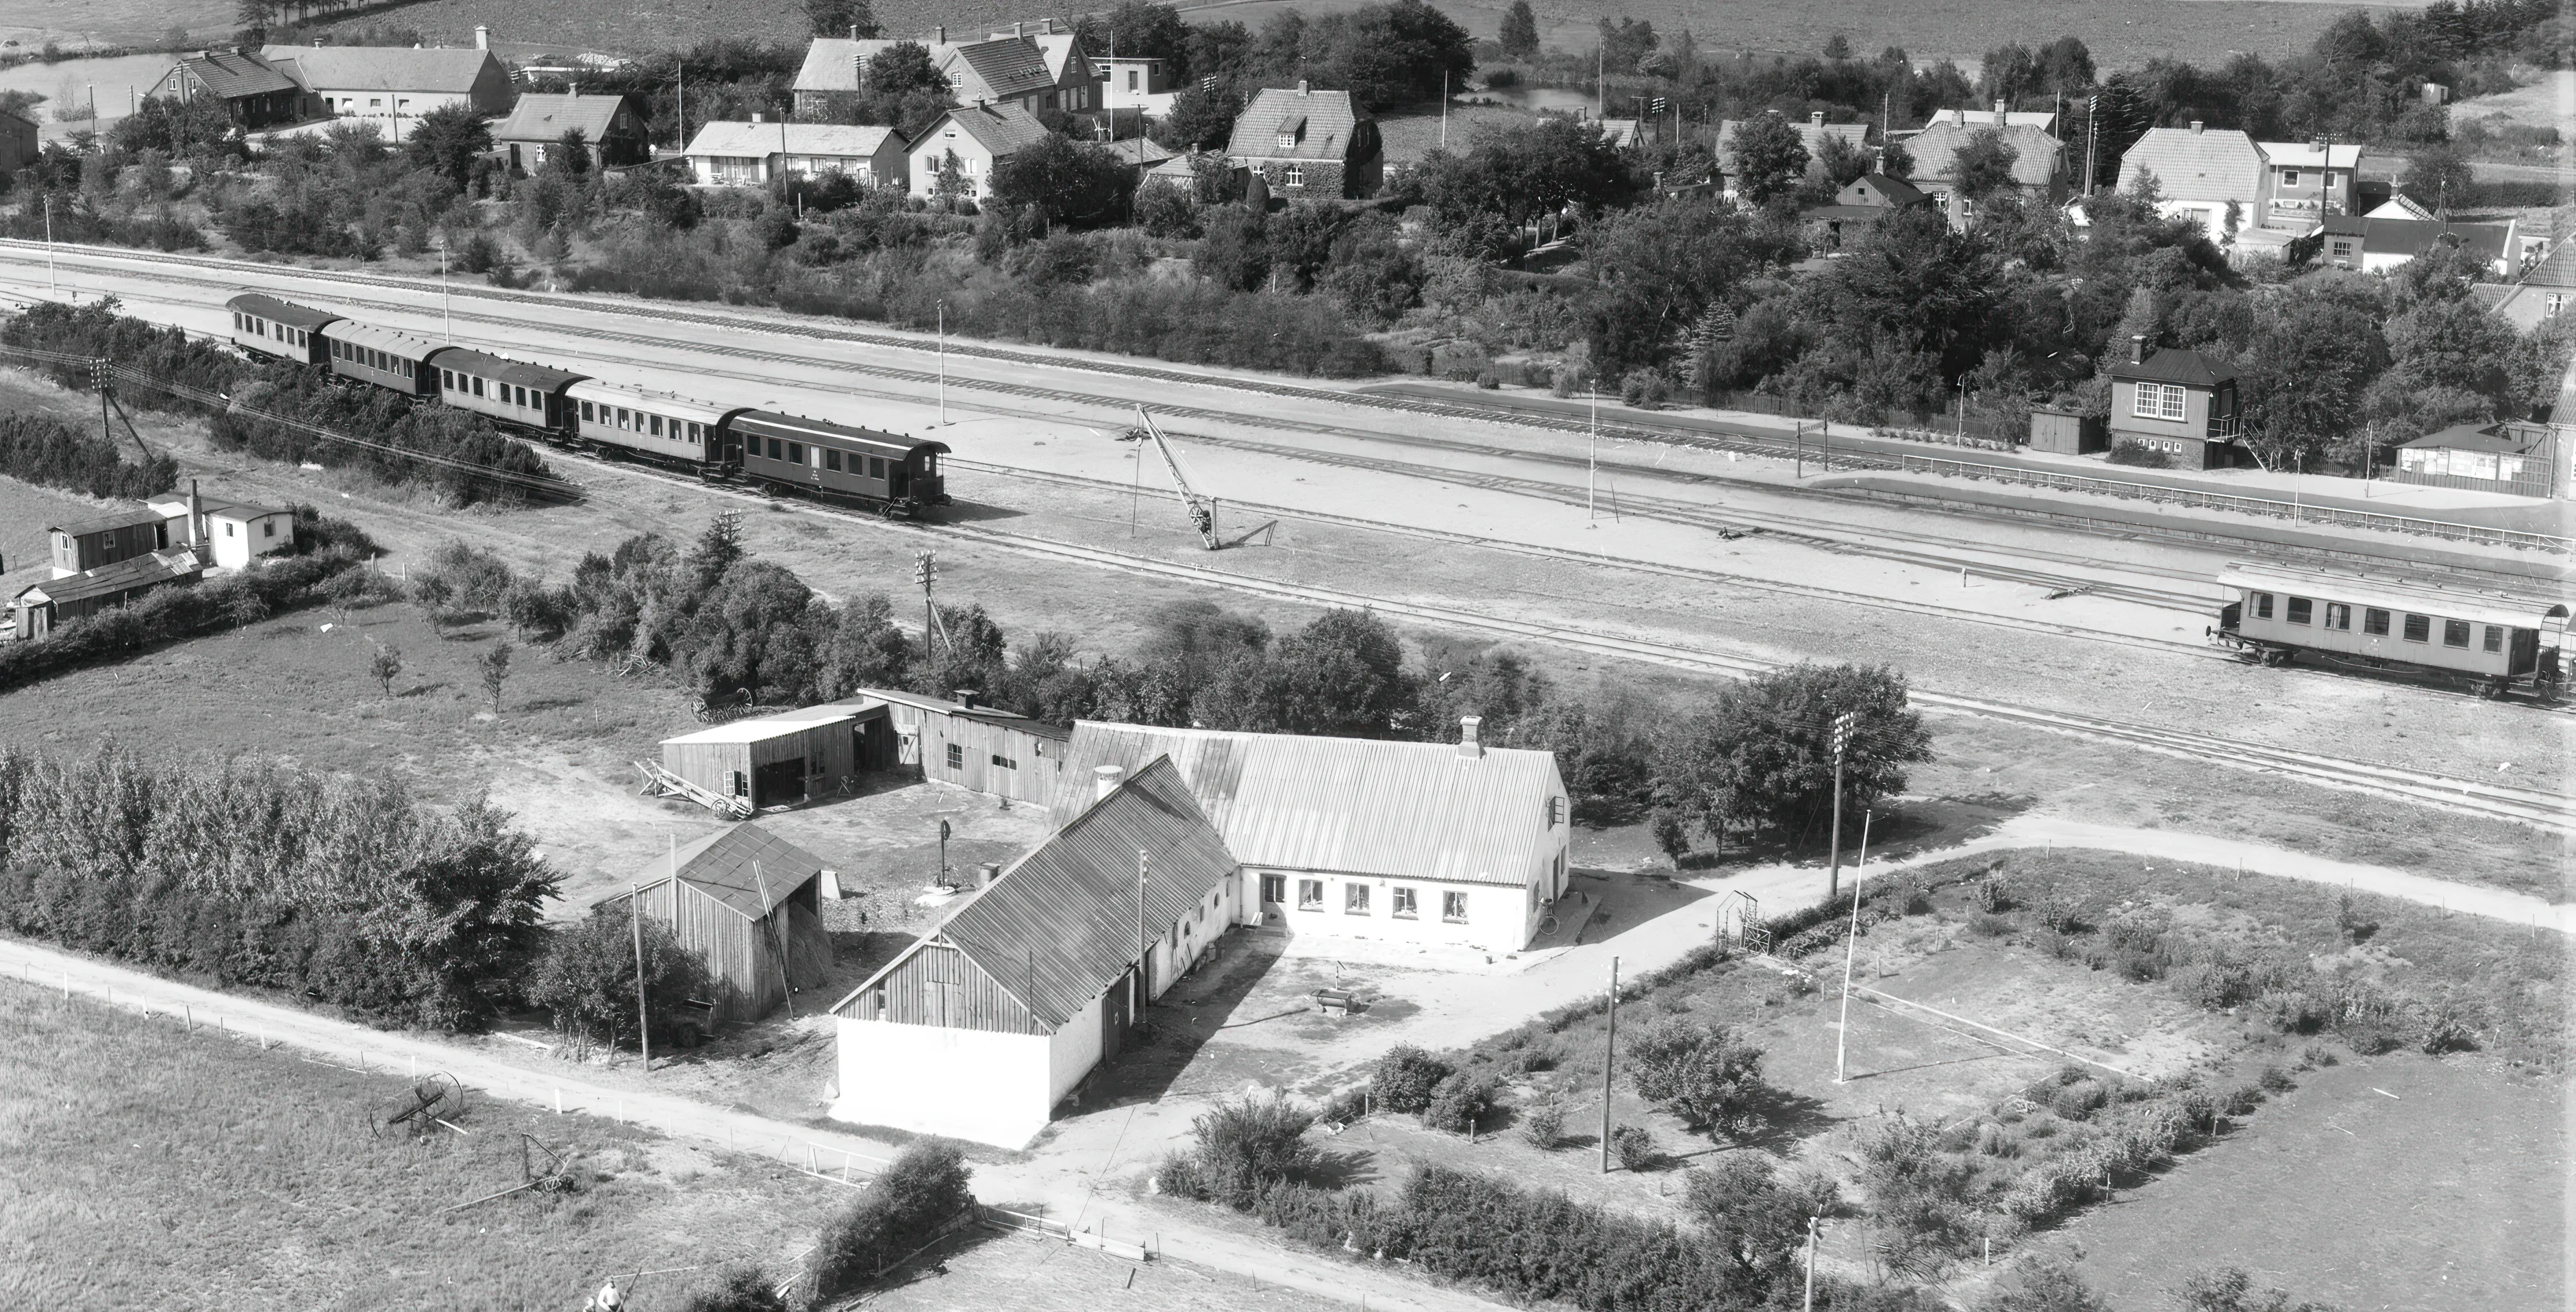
832, 1017, 1057, 1148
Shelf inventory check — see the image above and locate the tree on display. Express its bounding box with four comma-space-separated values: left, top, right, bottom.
1624, 1018, 1768, 1135
405, 103, 492, 191
1498, 0, 1539, 60
1319, 211, 1424, 323
2238, 280, 2386, 469
808, 1144, 975, 1299
526, 907, 713, 1050
1192, 608, 1416, 737
1582, 195, 1768, 373
1653, 662, 1933, 843
1097, 1, 1194, 79
1823, 34, 1853, 61
805, 0, 878, 38
1978, 1259, 2110, 1312
1597, 17, 1658, 72
2400, 144, 2473, 214
990, 134, 1133, 226
1412, 116, 1640, 236
1302, 0, 1476, 108
1725, 114, 1809, 204
368, 644, 402, 696
1684, 1156, 1838, 1291
545, 127, 592, 177
479, 638, 512, 713
1165, 86, 1242, 150
1194, 203, 1269, 290
1951, 127, 2022, 200
412, 574, 456, 633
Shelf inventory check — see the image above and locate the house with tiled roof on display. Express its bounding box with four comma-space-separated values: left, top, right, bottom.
795, 25, 1098, 119
260, 42, 510, 142
2116, 123, 2266, 244
2107, 336, 2242, 469
147, 49, 303, 129
1224, 82, 1383, 199
1803, 172, 1932, 251
1918, 103, 2058, 135
2357, 216, 2528, 278
685, 120, 908, 186
490, 92, 649, 171
1905, 113, 2064, 224
905, 101, 1052, 199
793, 35, 964, 116
2477, 237, 2576, 329
2255, 139, 2364, 231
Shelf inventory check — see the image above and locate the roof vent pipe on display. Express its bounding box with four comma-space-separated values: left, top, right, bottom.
1094, 764, 1125, 801
1459, 716, 1484, 759
978, 861, 1001, 887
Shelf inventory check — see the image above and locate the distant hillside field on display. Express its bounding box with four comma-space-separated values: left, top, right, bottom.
301, 0, 2411, 68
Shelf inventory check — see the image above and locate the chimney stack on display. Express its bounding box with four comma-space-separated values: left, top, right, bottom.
977, 861, 1001, 887
187, 478, 203, 549
1810, 110, 1823, 126
953, 689, 978, 709
2190, 120, 2203, 134
2130, 334, 2149, 364
1013, 21, 1024, 37
1458, 716, 1484, 759
1297, 79, 1310, 94
936, 24, 947, 43
751, 111, 763, 123
474, 25, 489, 51
1992, 98, 2006, 124
849, 23, 857, 38
1951, 107, 1966, 125
1094, 764, 1125, 801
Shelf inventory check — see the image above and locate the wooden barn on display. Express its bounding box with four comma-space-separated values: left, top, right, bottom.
597, 824, 834, 1025
827, 756, 1245, 1146
11, 550, 205, 640
844, 688, 1068, 805
657, 706, 879, 811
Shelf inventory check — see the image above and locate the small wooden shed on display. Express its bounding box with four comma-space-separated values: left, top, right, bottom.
2028, 407, 2107, 455
845, 689, 1069, 805
659, 707, 877, 810
599, 823, 834, 1025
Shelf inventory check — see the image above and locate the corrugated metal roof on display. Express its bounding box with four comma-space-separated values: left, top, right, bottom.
1047, 722, 1565, 887
227, 292, 341, 331
2218, 562, 2568, 628
663, 710, 855, 746
846, 687, 1069, 738
831, 757, 1236, 1029
616, 822, 827, 921
261, 45, 500, 94
2115, 126, 2264, 205
2256, 141, 2364, 170
424, 346, 588, 391
2400, 421, 2545, 455
17, 551, 203, 607
491, 92, 633, 145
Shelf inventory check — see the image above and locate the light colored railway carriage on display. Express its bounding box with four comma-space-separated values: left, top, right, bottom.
566, 380, 746, 471
321, 319, 438, 397
2214, 562, 2567, 698
225, 293, 337, 365
731, 410, 950, 516
426, 346, 584, 438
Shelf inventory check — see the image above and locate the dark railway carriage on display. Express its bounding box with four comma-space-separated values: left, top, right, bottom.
2214, 562, 2568, 699
730, 410, 949, 516
225, 293, 336, 365
321, 320, 439, 397
567, 380, 745, 473
427, 346, 585, 438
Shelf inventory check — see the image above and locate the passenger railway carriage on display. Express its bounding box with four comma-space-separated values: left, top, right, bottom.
226, 293, 337, 365
322, 320, 440, 397
2214, 562, 2567, 699
732, 410, 949, 516
566, 381, 745, 475
429, 347, 583, 440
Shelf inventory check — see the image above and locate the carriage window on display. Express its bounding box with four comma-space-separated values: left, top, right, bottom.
2442, 619, 2471, 648
868, 456, 886, 479
2252, 592, 2273, 620
2484, 625, 2505, 653
768, 438, 784, 459
403, 359, 414, 379
650, 415, 664, 437
580, 401, 594, 421
2323, 603, 2350, 631
825, 450, 842, 471
687, 422, 702, 444
472, 377, 484, 397
786, 442, 806, 465
2363, 608, 2389, 635
2285, 597, 2312, 625
2402, 614, 2430, 642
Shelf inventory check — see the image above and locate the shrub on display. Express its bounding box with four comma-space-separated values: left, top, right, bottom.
0, 546, 366, 694
676, 1265, 787, 1312
1180, 1093, 1319, 1209
525, 907, 714, 1050
2222, 1083, 2265, 1115
1968, 912, 2014, 937
0, 412, 177, 499
1421, 1072, 1497, 1134
1519, 1100, 1564, 1149
1610, 1122, 1658, 1170
1624, 1018, 1768, 1136
2256, 1064, 2295, 1094
1371, 1044, 1453, 1113
2105, 440, 2172, 468
1618, 368, 1671, 409
1318, 1085, 1368, 1126
808, 1144, 974, 1298
2420, 1008, 2480, 1055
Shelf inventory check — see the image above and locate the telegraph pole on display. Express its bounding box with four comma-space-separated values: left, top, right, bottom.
1135, 850, 1151, 1020
914, 550, 937, 660
1835, 809, 1871, 1083
936, 301, 949, 426
1827, 711, 1855, 899
1599, 955, 1620, 1172
43, 194, 56, 296
2084, 94, 2099, 197
1588, 384, 1599, 520
1802, 1216, 1819, 1311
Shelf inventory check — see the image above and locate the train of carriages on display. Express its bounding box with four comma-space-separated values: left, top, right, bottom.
2212, 561, 2568, 700
225, 292, 951, 517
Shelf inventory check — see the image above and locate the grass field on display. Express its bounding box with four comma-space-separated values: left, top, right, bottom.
0, 976, 851, 1311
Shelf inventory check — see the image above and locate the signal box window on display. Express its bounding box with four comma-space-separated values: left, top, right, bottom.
2403, 614, 2431, 642
2484, 625, 2505, 653
2442, 619, 2471, 648
1392, 887, 1418, 918
1442, 891, 1470, 923
1345, 883, 1371, 914
2286, 597, 2312, 625
2252, 592, 2273, 620
2363, 608, 2389, 636
2323, 603, 2350, 630
1297, 879, 1323, 910
945, 742, 963, 769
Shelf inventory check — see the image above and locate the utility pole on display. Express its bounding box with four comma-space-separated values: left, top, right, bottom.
1440, 69, 1449, 149
1135, 850, 1151, 1022
438, 238, 452, 340
2084, 94, 2099, 197
1834, 809, 1873, 1083
92, 357, 109, 448
753, 859, 789, 1016
1588, 384, 1599, 520
914, 550, 938, 659
936, 301, 949, 425
1827, 711, 1855, 899
1803, 1216, 1819, 1311
43, 194, 55, 296
1599, 955, 1620, 1172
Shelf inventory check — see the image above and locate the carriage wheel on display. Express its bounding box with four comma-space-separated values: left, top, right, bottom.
2259, 648, 2293, 668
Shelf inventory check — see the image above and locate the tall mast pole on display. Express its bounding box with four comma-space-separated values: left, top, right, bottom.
1599, 955, 1620, 1172
1834, 810, 1872, 1083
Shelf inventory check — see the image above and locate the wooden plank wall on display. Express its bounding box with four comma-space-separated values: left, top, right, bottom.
848, 941, 1045, 1035
893, 705, 1066, 804
625, 880, 777, 1024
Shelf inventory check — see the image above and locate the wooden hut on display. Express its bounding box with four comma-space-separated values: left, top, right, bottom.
842, 688, 1068, 805
657, 706, 877, 811
598, 823, 833, 1025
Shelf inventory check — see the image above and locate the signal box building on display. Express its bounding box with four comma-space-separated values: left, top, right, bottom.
597, 823, 834, 1024
1047, 717, 1572, 959
829, 756, 1244, 1146
2105, 337, 2241, 469
660, 706, 875, 811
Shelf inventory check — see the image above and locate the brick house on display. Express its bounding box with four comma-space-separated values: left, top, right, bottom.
490, 92, 651, 171
147, 49, 304, 129
1903, 112, 2064, 226
1225, 83, 1381, 199
2106, 336, 2241, 470
906, 101, 1051, 200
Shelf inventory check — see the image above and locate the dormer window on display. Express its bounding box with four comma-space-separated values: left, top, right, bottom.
1277, 131, 1295, 151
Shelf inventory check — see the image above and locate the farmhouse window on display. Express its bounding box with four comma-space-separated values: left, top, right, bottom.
2550, 294, 2565, 318
1261, 874, 1285, 904
2403, 614, 2431, 642
2131, 381, 2186, 422
2251, 592, 2273, 620
1545, 796, 1563, 827
1345, 883, 1371, 914
2285, 597, 2311, 625
2281, 168, 2300, 186
1391, 887, 1417, 918
2364, 608, 2390, 635
2323, 603, 2350, 630
1442, 891, 1469, 923
1297, 879, 1323, 910
2442, 619, 2471, 648
263, 520, 275, 538
2484, 625, 2505, 653
945, 743, 964, 770
730, 770, 748, 796
990, 753, 1016, 770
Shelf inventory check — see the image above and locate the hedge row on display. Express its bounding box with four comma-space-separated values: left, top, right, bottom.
0, 410, 177, 501
806, 1144, 975, 1300
1, 298, 249, 406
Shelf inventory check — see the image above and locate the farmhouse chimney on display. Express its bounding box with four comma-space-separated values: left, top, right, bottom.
977, 861, 1001, 887
474, 25, 489, 50
953, 689, 979, 709
1992, 98, 2006, 123
849, 23, 858, 38
1013, 21, 1024, 36
2190, 120, 2203, 133
1297, 79, 1310, 94
1458, 716, 1484, 759
1810, 110, 1823, 125
750, 111, 763, 123
1951, 107, 1965, 125
2129, 334, 2149, 364
187, 479, 203, 548
936, 25, 947, 43
1094, 764, 1125, 801
1045, 17, 1057, 33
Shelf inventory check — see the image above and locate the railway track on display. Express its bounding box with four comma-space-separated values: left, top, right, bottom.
526, 446, 2574, 834
9, 245, 2564, 605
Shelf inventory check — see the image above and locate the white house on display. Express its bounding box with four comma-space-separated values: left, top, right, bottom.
2254, 139, 2364, 230
146, 487, 295, 569
682, 119, 908, 186
906, 101, 1050, 199
1093, 55, 1177, 115
260, 41, 512, 141
1048, 718, 1572, 959
827, 756, 1244, 1147
2115, 123, 2266, 244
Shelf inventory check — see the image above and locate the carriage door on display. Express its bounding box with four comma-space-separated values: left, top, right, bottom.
2510, 628, 2539, 675
889, 457, 910, 499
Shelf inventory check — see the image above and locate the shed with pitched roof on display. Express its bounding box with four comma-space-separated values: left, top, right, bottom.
597, 823, 835, 1025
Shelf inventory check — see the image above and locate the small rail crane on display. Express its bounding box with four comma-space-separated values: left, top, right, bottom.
1123, 406, 1220, 550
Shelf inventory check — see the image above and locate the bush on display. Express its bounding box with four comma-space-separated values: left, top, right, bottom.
1624, 1018, 1768, 1136
2105, 440, 2172, 468
525, 907, 714, 1050
1519, 1100, 1564, 1149
1318, 1085, 1368, 1126
1421, 1071, 1496, 1134
1371, 1044, 1453, 1113
676, 1265, 787, 1312
1618, 368, 1671, 409
0, 412, 177, 499
2256, 1064, 2296, 1094
1176, 1093, 1319, 1209
1610, 1122, 1658, 1170
808, 1144, 974, 1298
0, 547, 366, 694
